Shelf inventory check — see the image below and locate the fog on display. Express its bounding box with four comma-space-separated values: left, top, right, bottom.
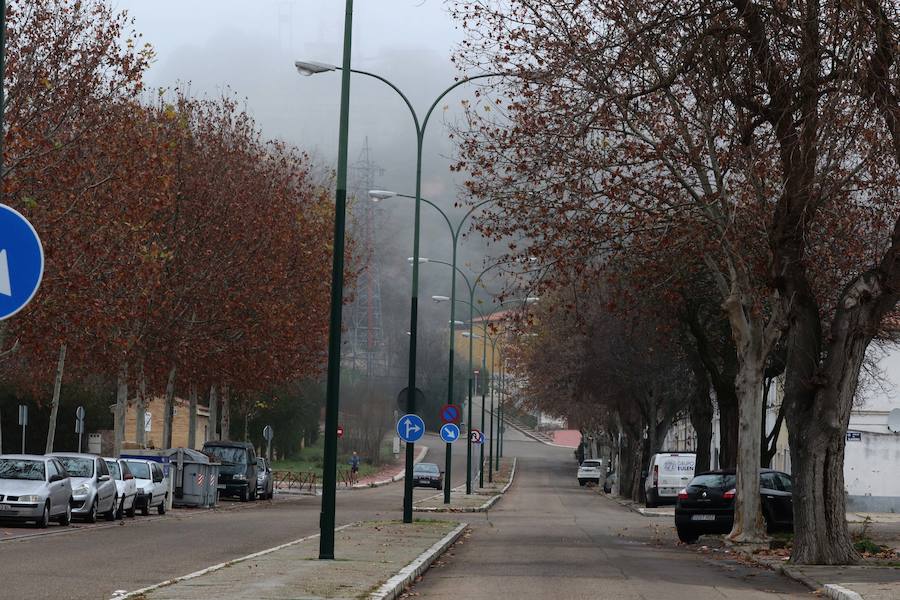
114, 0, 514, 377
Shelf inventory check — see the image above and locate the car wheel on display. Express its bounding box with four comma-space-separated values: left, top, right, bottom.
58, 501, 72, 526
35, 502, 50, 528
677, 526, 699, 544
115, 496, 125, 520
157, 495, 167, 515
104, 496, 117, 521
240, 487, 248, 502
126, 499, 136, 518
140, 499, 150, 516
86, 500, 98, 523
645, 491, 657, 508
578, 479, 586, 487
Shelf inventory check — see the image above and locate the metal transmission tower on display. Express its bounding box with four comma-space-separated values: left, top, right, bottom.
345, 139, 387, 377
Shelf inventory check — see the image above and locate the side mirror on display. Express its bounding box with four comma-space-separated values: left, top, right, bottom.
124, 473, 134, 480
99, 474, 111, 482
641, 471, 648, 479
49, 474, 63, 483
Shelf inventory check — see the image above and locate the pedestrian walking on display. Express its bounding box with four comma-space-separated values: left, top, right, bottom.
349, 451, 360, 485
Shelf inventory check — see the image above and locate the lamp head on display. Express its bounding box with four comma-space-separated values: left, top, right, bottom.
294, 60, 337, 76
432, 295, 450, 302
368, 190, 397, 201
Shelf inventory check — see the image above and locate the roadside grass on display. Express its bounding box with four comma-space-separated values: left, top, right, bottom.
272, 437, 394, 479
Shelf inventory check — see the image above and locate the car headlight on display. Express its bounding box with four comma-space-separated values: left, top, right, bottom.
18, 495, 41, 503
73, 484, 90, 496
233, 473, 246, 480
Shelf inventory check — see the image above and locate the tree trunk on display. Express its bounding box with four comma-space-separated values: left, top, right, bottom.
208, 384, 218, 442
728, 358, 767, 544
44, 344, 67, 454
717, 388, 739, 469
220, 383, 230, 441
136, 363, 147, 447
188, 382, 197, 450
689, 394, 713, 473
162, 366, 176, 449
113, 362, 128, 457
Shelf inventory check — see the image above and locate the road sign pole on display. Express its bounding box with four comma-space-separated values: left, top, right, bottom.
19, 404, 26, 454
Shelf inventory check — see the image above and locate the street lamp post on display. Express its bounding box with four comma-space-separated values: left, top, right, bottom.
372, 192, 491, 504
294, 62, 507, 524
294, 0, 354, 560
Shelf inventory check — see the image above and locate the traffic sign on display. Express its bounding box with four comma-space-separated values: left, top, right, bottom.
75, 405, 85, 420
0, 205, 44, 320
263, 425, 274, 441
440, 423, 460, 443
397, 387, 425, 412
336, 425, 344, 439
440, 404, 460, 424
396, 414, 425, 443
469, 428, 483, 444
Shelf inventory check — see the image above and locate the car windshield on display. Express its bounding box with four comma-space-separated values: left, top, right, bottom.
105, 461, 122, 479
582, 461, 601, 468
125, 461, 150, 479
205, 446, 247, 464
689, 474, 736, 489
415, 464, 439, 474
57, 457, 93, 478
0, 459, 46, 481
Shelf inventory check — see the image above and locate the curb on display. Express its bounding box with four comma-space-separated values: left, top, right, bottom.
413, 458, 516, 513
823, 584, 865, 600
109, 523, 358, 600
506, 421, 574, 448
368, 522, 468, 600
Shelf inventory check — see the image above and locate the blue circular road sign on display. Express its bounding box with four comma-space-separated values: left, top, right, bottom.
440, 423, 461, 443
396, 413, 425, 443
0, 205, 44, 320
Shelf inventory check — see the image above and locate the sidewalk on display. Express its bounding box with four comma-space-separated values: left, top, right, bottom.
115, 520, 467, 600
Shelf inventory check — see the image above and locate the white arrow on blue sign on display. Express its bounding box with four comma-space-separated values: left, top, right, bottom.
0, 205, 44, 320
440, 423, 460, 443
397, 414, 425, 443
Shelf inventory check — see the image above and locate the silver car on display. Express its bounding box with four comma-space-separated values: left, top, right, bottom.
50, 453, 117, 522
0, 454, 72, 527
256, 457, 274, 500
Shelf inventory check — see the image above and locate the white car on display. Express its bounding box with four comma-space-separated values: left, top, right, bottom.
577, 459, 605, 486
104, 458, 137, 518
122, 459, 168, 516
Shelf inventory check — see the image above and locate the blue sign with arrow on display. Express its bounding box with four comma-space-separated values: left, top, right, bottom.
0, 205, 44, 320
396, 413, 425, 443
440, 423, 460, 443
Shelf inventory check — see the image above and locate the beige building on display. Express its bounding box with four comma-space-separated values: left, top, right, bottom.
122, 397, 210, 450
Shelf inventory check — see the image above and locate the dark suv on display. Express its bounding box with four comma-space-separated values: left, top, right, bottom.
202, 441, 258, 501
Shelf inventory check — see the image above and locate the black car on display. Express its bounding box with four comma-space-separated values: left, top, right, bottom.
202, 441, 258, 502
412, 463, 443, 489
675, 468, 793, 543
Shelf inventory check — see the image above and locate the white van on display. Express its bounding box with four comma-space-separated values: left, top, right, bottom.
644, 453, 696, 507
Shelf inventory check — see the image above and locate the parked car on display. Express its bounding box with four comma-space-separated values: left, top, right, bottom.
202, 441, 258, 501
412, 462, 443, 489
123, 459, 168, 516
256, 457, 274, 500
675, 468, 793, 543
0, 454, 72, 527
50, 453, 118, 522
644, 452, 696, 508
577, 459, 605, 486
104, 458, 137, 519
603, 471, 617, 494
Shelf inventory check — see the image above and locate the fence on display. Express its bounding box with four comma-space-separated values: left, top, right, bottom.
272, 468, 357, 493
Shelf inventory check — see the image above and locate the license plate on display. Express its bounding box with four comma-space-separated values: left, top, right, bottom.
0, 504, 11, 511
691, 514, 715, 521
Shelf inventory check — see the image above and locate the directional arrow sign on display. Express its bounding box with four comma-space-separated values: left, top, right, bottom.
0, 205, 44, 320
396, 414, 425, 443
440, 423, 460, 443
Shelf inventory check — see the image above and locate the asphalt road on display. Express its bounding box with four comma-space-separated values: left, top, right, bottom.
0, 432, 474, 600
407, 435, 812, 599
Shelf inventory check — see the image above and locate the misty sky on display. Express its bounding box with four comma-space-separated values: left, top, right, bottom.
114, 0, 512, 365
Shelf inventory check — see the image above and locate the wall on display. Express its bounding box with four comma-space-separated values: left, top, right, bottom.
845, 431, 900, 512
122, 397, 209, 450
